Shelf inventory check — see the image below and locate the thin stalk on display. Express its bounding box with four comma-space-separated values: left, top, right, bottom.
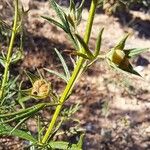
42, 0, 98, 144
0, 0, 19, 102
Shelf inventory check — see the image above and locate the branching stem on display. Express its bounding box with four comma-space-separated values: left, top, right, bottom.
0, 0, 19, 103
42, 0, 98, 144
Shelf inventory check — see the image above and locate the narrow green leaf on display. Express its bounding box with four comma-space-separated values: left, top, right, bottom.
77, 0, 85, 11
77, 0, 85, 12
72, 51, 90, 59
0, 103, 31, 118
0, 124, 37, 143
25, 71, 39, 84
41, 16, 68, 33
1, 92, 16, 105
77, 134, 84, 148
19, 88, 32, 96
0, 18, 12, 31
0, 51, 7, 67
48, 141, 82, 150
124, 47, 150, 58
10, 117, 28, 134
119, 62, 141, 76
114, 34, 129, 50
69, 0, 75, 12
1, 75, 19, 104
6, 75, 19, 91
49, 118, 64, 140
107, 59, 141, 77
0, 102, 58, 120
75, 34, 94, 59
68, 32, 79, 49
49, 0, 66, 26
44, 68, 68, 83
18, 86, 32, 108
94, 28, 104, 57
54, 48, 70, 79
63, 13, 72, 32
2, 103, 46, 123
11, 50, 23, 63
76, 0, 85, 24
67, 14, 76, 29
0, 56, 5, 67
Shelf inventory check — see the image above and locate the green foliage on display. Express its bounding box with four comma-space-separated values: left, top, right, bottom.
44, 48, 71, 83
47, 134, 84, 150
0, 124, 37, 144
106, 35, 149, 76
0, 0, 149, 149
0, 18, 11, 42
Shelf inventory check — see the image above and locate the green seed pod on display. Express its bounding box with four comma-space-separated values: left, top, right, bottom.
112, 49, 126, 65
107, 48, 130, 68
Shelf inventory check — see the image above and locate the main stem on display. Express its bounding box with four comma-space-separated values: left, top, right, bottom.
0, 0, 18, 102
42, 0, 98, 144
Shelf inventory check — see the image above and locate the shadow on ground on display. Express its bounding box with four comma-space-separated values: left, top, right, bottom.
57, 0, 150, 39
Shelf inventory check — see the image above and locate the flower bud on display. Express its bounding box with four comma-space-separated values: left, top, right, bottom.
112, 49, 126, 65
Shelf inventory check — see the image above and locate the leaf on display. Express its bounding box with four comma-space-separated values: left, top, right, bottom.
107, 43, 142, 77
75, 34, 94, 59
68, 0, 76, 28
124, 47, 150, 58
69, 0, 76, 13
119, 62, 141, 76
44, 68, 68, 83
48, 0, 72, 33
54, 48, 70, 79
114, 34, 129, 50
11, 50, 23, 64
67, 14, 76, 29
0, 56, 5, 67
25, 71, 40, 84
1, 75, 19, 105
0, 51, 7, 67
19, 88, 32, 96
68, 32, 78, 49
0, 124, 37, 143
1, 103, 47, 123
1, 92, 16, 105
49, 0, 66, 26
94, 28, 104, 57
48, 141, 82, 150
107, 58, 141, 77
5, 75, 19, 93
97, 0, 103, 7
77, 134, 84, 148
71, 51, 90, 59
0, 18, 12, 31
62, 103, 81, 118
77, 0, 85, 11
10, 117, 29, 134
0, 103, 33, 118
76, 0, 85, 25
63, 11, 71, 31
49, 118, 64, 140
41, 16, 68, 33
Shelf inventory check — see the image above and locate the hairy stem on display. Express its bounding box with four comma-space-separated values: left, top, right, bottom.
0, 0, 19, 102
42, 0, 98, 144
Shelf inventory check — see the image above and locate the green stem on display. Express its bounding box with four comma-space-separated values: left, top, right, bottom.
41, 0, 98, 144
0, 0, 18, 102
